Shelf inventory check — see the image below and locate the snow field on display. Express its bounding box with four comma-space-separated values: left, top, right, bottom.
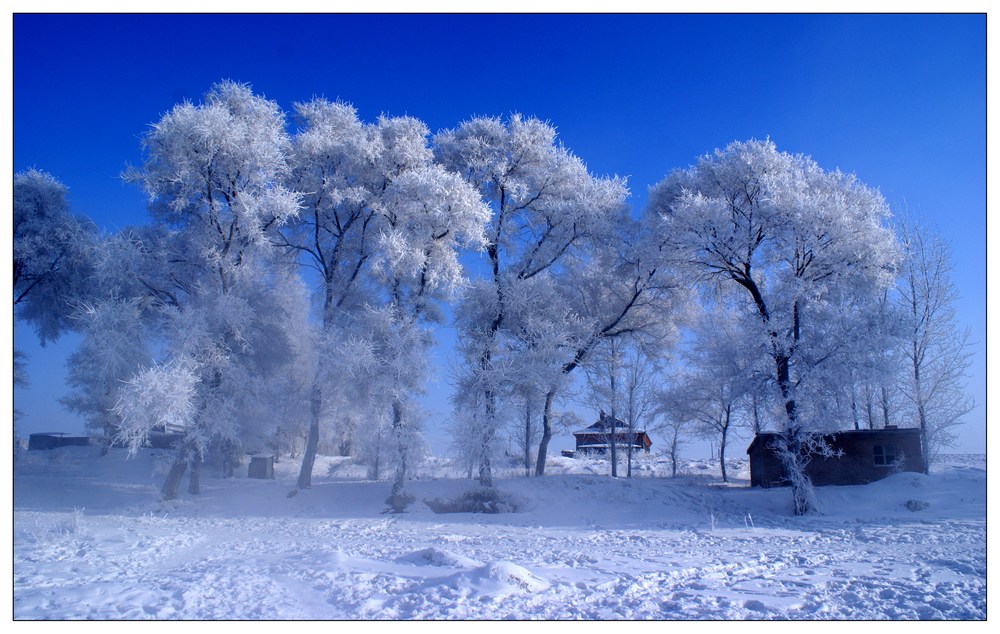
13, 448, 986, 620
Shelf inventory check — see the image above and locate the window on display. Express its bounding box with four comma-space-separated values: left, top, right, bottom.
873, 444, 898, 466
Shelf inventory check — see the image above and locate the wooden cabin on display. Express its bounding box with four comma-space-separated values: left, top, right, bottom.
572, 412, 652, 456
747, 427, 925, 488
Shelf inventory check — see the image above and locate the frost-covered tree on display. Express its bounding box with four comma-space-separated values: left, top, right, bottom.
14, 169, 97, 343
895, 218, 975, 472
616, 344, 661, 479
584, 336, 662, 478
648, 139, 900, 514
280, 103, 489, 491
809, 287, 906, 432
61, 297, 151, 447
530, 216, 687, 477
435, 115, 634, 485
670, 310, 759, 483
117, 81, 306, 500
279, 99, 383, 489
371, 160, 489, 509
654, 386, 694, 479
512, 388, 545, 477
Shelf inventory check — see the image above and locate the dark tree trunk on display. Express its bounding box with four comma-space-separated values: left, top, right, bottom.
523, 398, 533, 477
222, 439, 235, 478
161, 446, 189, 501
719, 404, 731, 483
626, 431, 634, 479
188, 448, 202, 495
535, 389, 556, 476
297, 382, 322, 489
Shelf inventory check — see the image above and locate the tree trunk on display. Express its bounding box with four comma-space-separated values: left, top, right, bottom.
669, 436, 678, 478
775, 351, 814, 515
477, 241, 504, 489
477, 390, 496, 487
161, 446, 189, 501
850, 379, 860, 431
476, 383, 497, 487
391, 400, 408, 494
626, 432, 634, 479
523, 398, 533, 477
188, 447, 202, 495
880, 385, 892, 429
865, 388, 877, 429
478, 456, 493, 488
386, 400, 415, 513
297, 381, 322, 489
609, 413, 618, 478
719, 404, 730, 483
609, 369, 618, 478
751, 393, 762, 435
222, 439, 235, 478
911, 348, 931, 474
535, 389, 556, 476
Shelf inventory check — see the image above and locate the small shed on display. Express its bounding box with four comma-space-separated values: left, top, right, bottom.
248, 454, 275, 479
28, 432, 92, 451
747, 427, 925, 488
572, 412, 652, 456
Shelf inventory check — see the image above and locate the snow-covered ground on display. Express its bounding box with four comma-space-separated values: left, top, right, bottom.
13, 446, 986, 620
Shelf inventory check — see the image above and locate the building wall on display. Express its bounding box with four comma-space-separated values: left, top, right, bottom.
27, 433, 92, 451
748, 429, 924, 488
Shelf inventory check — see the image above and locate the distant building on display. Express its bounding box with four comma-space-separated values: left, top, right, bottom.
571, 412, 652, 457
747, 427, 925, 488
27, 432, 92, 451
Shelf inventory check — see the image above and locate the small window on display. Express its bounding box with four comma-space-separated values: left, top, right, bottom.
873, 444, 898, 466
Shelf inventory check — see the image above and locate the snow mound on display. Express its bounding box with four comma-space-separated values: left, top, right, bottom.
441, 561, 550, 596
397, 547, 481, 569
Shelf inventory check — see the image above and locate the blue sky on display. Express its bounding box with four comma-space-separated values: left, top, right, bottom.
11, 13, 986, 454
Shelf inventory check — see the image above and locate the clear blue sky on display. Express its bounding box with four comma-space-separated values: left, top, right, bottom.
11, 13, 986, 454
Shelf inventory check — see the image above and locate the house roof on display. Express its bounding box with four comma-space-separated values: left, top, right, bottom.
573, 427, 649, 437
574, 417, 646, 436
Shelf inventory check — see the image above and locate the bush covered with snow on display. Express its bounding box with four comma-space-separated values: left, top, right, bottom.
424, 486, 526, 514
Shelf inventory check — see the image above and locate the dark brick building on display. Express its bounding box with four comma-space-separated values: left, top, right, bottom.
747, 427, 925, 488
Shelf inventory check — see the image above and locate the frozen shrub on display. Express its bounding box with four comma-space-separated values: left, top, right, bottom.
424, 487, 524, 514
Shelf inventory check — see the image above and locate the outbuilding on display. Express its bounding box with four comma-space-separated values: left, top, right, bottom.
572, 412, 652, 456
747, 427, 925, 488
28, 432, 92, 451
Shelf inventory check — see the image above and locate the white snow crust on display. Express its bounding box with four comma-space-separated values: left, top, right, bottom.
12, 447, 985, 620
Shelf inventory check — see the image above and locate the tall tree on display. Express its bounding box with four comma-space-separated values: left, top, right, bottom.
674, 310, 757, 483
279, 99, 386, 489
435, 114, 628, 486
370, 161, 489, 509
530, 214, 687, 476
896, 218, 975, 472
584, 336, 662, 478
280, 103, 489, 491
648, 139, 899, 514
655, 385, 694, 479
118, 81, 305, 500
